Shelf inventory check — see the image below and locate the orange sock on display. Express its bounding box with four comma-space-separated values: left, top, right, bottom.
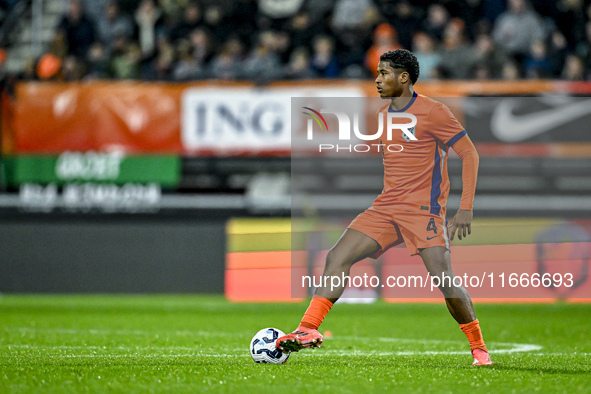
459, 319, 488, 352
299, 296, 334, 330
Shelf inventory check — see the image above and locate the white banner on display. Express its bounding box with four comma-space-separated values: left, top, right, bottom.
181, 88, 363, 153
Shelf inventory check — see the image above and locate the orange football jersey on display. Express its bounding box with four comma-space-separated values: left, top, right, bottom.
372, 92, 467, 218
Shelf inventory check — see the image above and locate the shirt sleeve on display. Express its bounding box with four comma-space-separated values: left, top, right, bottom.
428, 103, 466, 146
451, 135, 479, 210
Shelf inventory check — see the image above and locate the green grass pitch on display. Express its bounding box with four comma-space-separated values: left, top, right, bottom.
1, 295, 590, 393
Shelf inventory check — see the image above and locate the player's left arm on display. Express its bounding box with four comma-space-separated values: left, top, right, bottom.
448, 135, 479, 240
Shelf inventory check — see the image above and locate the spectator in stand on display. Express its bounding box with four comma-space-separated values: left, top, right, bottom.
252, 29, 291, 64
242, 31, 283, 82
172, 39, 206, 81
148, 34, 176, 80
310, 35, 340, 78
524, 40, 553, 79
421, 4, 449, 42
58, 0, 96, 58
85, 42, 109, 79
501, 61, 521, 80
471, 62, 492, 80
492, 0, 546, 65
560, 54, 586, 80
547, 29, 569, 76
134, 0, 165, 60
209, 37, 245, 80
96, 1, 134, 52
108, 34, 141, 79
438, 18, 477, 79
283, 47, 316, 79
274, 31, 293, 63
471, 33, 509, 79
170, 2, 201, 44
365, 23, 402, 77
411, 31, 441, 80
188, 28, 211, 66
62, 55, 87, 81
15, 0, 591, 82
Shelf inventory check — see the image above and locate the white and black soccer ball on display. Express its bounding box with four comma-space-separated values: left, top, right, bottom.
250, 328, 290, 364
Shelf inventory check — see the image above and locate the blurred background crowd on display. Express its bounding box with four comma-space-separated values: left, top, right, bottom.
1, 0, 591, 82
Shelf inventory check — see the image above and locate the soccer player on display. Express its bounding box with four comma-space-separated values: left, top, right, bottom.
277, 49, 493, 366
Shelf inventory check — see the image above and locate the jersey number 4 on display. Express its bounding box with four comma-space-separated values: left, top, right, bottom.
427, 218, 437, 234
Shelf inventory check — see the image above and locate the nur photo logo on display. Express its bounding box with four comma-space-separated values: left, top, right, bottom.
302, 106, 418, 153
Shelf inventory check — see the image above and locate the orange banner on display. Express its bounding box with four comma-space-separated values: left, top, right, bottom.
3, 82, 186, 154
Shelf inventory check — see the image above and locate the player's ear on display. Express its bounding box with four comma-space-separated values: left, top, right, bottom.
400, 71, 409, 84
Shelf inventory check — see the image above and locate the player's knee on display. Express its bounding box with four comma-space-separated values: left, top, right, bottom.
426, 259, 451, 278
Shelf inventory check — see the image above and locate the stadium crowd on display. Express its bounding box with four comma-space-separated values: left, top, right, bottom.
10, 0, 591, 81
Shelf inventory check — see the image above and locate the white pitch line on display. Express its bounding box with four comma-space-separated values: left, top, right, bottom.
4, 327, 246, 338
1, 352, 587, 359
2, 345, 208, 352
298, 345, 542, 357
530, 353, 591, 357
12, 354, 249, 359
335, 336, 543, 353
1, 344, 543, 357
2, 329, 544, 356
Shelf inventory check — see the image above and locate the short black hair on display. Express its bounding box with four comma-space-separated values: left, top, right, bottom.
379, 49, 420, 85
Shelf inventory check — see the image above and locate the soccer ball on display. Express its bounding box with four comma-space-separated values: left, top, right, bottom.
250, 328, 290, 364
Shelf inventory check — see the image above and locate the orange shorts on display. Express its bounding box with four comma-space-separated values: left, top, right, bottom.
348, 207, 450, 257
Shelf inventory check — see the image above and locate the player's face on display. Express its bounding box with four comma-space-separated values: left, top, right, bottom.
376, 61, 404, 98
